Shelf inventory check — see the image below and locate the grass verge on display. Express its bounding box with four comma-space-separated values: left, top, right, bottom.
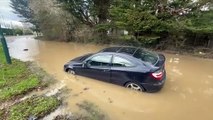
0, 45, 46, 103
0, 75, 40, 102
0, 45, 61, 119
2, 96, 60, 120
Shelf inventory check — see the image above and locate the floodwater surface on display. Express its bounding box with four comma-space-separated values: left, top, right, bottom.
6, 36, 213, 120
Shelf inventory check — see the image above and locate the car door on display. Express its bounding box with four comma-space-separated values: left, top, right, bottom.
110, 55, 136, 85
77, 54, 112, 82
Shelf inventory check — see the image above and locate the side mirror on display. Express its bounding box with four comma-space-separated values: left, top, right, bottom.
82, 61, 88, 68
83, 61, 91, 68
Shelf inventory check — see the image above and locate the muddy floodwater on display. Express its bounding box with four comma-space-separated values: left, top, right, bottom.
6, 36, 213, 120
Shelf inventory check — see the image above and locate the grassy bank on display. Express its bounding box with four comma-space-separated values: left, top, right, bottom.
5, 96, 60, 120
0, 46, 40, 102
0, 45, 60, 119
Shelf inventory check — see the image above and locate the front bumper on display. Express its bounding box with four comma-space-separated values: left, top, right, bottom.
64, 64, 69, 72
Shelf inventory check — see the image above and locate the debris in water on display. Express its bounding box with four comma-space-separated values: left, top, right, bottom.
23, 49, 29, 51
73, 94, 79, 97
83, 87, 89, 91
108, 98, 113, 103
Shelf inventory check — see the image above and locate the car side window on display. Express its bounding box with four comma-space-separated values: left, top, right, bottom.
87, 55, 112, 67
112, 56, 134, 67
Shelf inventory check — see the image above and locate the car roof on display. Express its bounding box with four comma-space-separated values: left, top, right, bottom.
100, 46, 140, 56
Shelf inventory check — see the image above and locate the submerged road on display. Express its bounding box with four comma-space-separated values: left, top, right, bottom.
6, 36, 213, 120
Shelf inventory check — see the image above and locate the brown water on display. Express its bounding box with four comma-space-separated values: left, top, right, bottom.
7, 36, 213, 120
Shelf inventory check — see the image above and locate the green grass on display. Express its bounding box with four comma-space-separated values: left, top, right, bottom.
0, 45, 61, 119
0, 45, 41, 102
0, 45, 6, 63
0, 76, 40, 102
0, 60, 29, 88
0, 60, 27, 79
6, 96, 60, 120
0, 46, 29, 88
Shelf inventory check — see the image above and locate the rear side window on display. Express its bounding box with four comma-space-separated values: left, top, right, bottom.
133, 49, 158, 65
87, 55, 112, 67
112, 56, 134, 67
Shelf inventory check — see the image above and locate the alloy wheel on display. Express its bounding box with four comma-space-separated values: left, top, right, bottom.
68, 69, 75, 75
126, 83, 143, 91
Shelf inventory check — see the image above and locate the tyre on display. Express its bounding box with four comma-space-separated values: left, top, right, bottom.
125, 82, 144, 92
67, 69, 75, 75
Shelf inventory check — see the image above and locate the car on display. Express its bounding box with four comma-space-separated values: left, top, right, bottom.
64, 46, 166, 92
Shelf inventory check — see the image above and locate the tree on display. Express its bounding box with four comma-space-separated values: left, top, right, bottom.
57, 0, 96, 27
10, 0, 39, 33
57, 0, 111, 42
109, 0, 213, 48
109, 0, 168, 42
14, 28, 23, 35
57, 0, 111, 26
29, 0, 78, 41
11, 0, 32, 23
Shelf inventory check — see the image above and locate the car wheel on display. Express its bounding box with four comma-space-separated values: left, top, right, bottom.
67, 69, 75, 75
125, 82, 144, 92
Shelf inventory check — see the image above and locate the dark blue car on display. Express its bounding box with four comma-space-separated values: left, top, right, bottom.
64, 46, 166, 92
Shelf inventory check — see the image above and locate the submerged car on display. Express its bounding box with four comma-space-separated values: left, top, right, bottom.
64, 46, 166, 92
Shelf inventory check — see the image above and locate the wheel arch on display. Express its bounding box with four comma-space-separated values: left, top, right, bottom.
65, 67, 73, 72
